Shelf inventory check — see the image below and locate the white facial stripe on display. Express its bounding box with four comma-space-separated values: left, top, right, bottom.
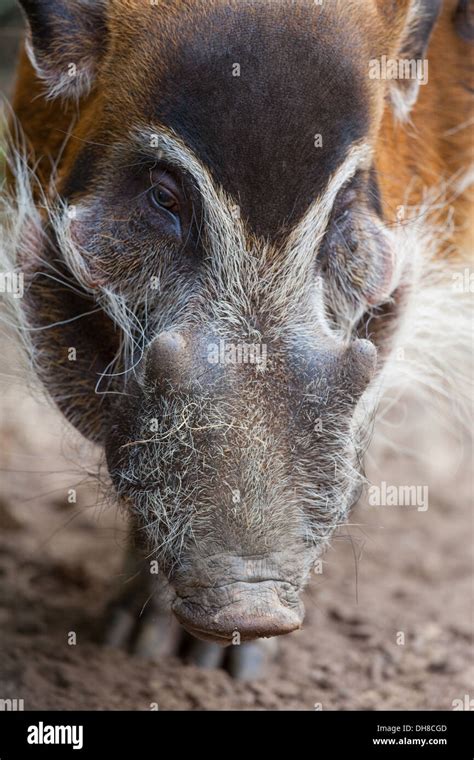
135, 125, 246, 255
135, 128, 373, 325
137, 126, 214, 197
263, 142, 373, 317
284, 142, 373, 259
136, 128, 371, 252
136, 126, 257, 326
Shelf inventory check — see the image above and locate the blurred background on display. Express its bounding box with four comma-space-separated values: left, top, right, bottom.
0, 1, 22, 97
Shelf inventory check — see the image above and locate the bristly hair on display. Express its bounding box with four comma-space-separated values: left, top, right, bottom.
1, 113, 472, 565
371, 177, 473, 447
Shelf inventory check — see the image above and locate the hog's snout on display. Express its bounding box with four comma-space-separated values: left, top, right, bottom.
172, 579, 304, 644
107, 325, 376, 647
170, 553, 308, 644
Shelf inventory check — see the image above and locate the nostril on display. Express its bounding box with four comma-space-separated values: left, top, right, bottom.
175, 608, 302, 643
219, 611, 301, 640
145, 330, 189, 387
172, 585, 305, 644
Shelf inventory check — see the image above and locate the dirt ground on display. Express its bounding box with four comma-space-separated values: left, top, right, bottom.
0, 340, 472, 711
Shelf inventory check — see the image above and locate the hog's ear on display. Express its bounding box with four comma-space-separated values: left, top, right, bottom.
18, 0, 107, 99
453, 0, 474, 44
376, 0, 442, 121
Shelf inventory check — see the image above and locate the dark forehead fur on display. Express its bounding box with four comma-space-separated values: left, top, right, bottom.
129, 1, 370, 239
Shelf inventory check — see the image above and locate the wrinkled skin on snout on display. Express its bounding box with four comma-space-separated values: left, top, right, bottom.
105, 327, 376, 643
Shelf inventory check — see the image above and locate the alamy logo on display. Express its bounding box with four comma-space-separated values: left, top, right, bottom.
207, 339, 267, 369
369, 56, 429, 85
0, 271, 24, 299
0, 698, 24, 710
452, 694, 474, 711
368, 481, 429, 512
27, 722, 84, 750
452, 268, 474, 293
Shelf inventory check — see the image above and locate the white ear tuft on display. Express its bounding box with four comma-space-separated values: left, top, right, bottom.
18, 0, 107, 100
388, 0, 442, 121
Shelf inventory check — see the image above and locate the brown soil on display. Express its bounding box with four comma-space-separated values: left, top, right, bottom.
0, 369, 472, 710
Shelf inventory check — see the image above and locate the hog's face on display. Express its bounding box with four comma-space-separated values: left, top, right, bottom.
14, 0, 441, 641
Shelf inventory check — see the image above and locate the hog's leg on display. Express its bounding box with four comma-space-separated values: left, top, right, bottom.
182, 634, 279, 679
225, 638, 279, 680
183, 638, 279, 679
104, 541, 278, 677
103, 540, 180, 658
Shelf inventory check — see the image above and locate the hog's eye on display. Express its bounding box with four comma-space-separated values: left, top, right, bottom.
148, 168, 183, 221
150, 185, 180, 215
145, 168, 188, 237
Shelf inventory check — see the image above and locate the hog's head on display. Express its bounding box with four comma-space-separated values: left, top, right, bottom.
13, 0, 441, 642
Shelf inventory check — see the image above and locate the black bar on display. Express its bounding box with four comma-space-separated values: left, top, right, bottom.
0, 710, 472, 757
